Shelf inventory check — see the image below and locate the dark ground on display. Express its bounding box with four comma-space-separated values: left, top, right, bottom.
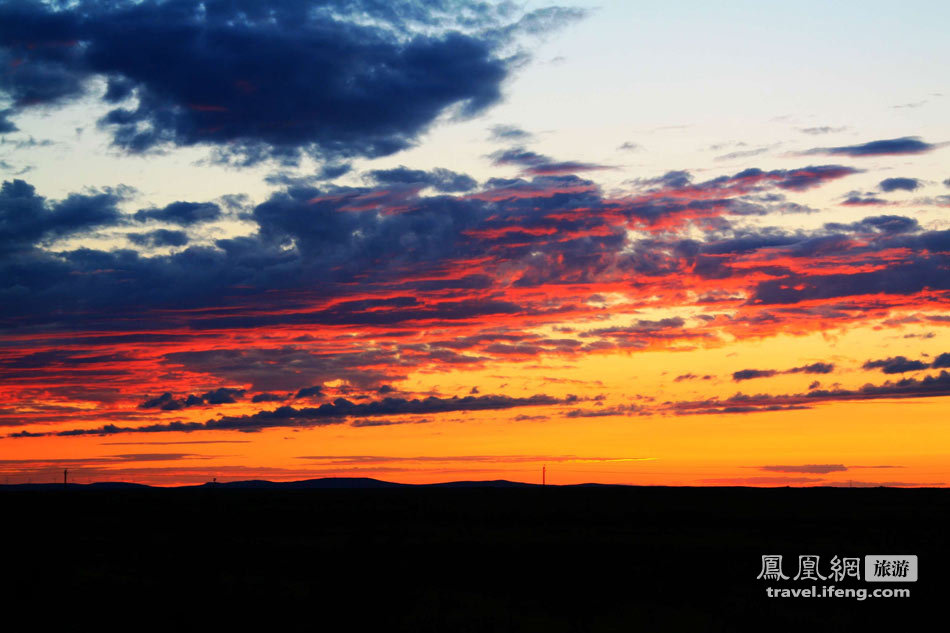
2, 485, 944, 630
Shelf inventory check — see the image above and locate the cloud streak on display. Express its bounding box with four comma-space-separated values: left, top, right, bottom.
663, 371, 950, 416
802, 137, 937, 157
9, 393, 567, 436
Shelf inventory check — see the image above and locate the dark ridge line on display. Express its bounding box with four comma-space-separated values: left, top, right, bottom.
0, 477, 945, 490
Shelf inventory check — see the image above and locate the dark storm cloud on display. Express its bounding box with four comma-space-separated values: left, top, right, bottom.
253, 183, 489, 267
732, 369, 777, 381
841, 195, 889, 206
295, 385, 324, 399
490, 147, 550, 165
761, 166, 861, 191
265, 164, 353, 187
0, 164, 939, 354
251, 392, 288, 403
564, 405, 640, 418
490, 147, 610, 175
489, 124, 533, 142
133, 201, 222, 225
637, 170, 693, 189
0, 0, 581, 165
759, 464, 847, 474
665, 370, 950, 416
201, 387, 245, 404
127, 229, 189, 247
787, 362, 834, 375
0, 453, 206, 466
523, 160, 611, 176
15, 393, 565, 436
139, 387, 245, 410
368, 166, 477, 192
879, 177, 920, 192
630, 166, 859, 205
0, 108, 16, 133
580, 318, 688, 342
317, 164, 353, 180
213, 392, 563, 426
138, 392, 201, 411
3, 174, 549, 330
0, 349, 133, 370
694, 232, 801, 256
0, 179, 123, 254
863, 356, 930, 374
803, 137, 936, 157
824, 215, 920, 234
750, 252, 950, 305
673, 373, 712, 382
163, 347, 397, 392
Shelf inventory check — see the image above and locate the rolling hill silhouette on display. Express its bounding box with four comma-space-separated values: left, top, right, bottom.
1, 476, 586, 490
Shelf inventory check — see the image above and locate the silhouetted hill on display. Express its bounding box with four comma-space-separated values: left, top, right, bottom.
1, 477, 544, 489
1, 485, 945, 630
84, 481, 152, 489
3, 476, 945, 490
0, 481, 151, 491
196, 477, 407, 489
422, 479, 537, 488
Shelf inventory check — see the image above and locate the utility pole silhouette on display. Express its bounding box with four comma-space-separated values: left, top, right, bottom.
542, 465, 546, 486
63, 468, 68, 490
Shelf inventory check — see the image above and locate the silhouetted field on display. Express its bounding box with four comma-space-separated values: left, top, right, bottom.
3, 485, 945, 630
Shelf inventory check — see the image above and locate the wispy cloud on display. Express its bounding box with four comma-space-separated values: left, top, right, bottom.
801, 137, 937, 157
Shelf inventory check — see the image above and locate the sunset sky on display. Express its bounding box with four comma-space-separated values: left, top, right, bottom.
1, 0, 949, 486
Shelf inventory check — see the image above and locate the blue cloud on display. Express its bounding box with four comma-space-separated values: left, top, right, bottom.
0, 0, 580, 165
805, 137, 935, 157
879, 177, 920, 192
